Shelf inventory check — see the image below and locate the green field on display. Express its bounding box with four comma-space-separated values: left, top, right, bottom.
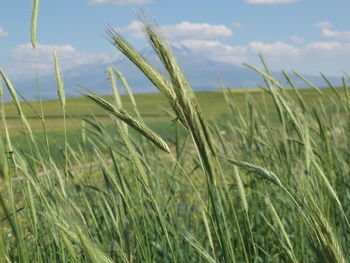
5, 86, 346, 161
5, 87, 345, 135
2, 77, 350, 262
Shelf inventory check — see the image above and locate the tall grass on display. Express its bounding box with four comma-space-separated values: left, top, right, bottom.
0, 18, 349, 263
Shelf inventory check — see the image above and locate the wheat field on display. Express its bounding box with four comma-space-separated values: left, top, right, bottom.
0, 2, 349, 262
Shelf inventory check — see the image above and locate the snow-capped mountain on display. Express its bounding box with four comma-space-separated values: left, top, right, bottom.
12, 44, 341, 100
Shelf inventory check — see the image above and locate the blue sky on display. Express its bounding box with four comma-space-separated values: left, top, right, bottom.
1, 0, 350, 81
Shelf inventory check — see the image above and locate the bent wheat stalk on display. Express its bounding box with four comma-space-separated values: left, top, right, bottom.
86, 93, 171, 154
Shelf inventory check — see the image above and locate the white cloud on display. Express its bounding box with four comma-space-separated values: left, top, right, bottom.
246, 0, 299, 4
179, 39, 350, 75
321, 28, 350, 41
117, 21, 233, 40
0, 27, 8, 37
299, 41, 350, 74
88, 0, 152, 5
314, 21, 350, 40
290, 36, 304, 44
9, 43, 118, 78
162, 21, 233, 40
305, 42, 350, 53
314, 21, 332, 29
117, 21, 144, 38
12, 43, 76, 60
171, 39, 303, 66
178, 39, 247, 64
249, 41, 299, 57
174, 38, 349, 72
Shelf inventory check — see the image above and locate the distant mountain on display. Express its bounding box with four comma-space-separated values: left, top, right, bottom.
12, 44, 341, 100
